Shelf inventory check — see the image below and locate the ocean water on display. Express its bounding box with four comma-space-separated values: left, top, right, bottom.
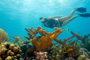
0, 0, 90, 41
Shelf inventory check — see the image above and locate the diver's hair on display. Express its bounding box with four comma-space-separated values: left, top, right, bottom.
40, 17, 43, 20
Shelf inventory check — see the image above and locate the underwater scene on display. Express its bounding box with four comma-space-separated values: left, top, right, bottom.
0, 0, 90, 60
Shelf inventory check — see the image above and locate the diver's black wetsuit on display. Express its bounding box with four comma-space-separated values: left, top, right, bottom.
43, 18, 62, 28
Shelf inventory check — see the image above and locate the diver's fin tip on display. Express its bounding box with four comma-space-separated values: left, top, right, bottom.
79, 13, 90, 17
76, 7, 86, 13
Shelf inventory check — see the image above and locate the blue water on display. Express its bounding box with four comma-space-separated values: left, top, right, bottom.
0, 0, 90, 41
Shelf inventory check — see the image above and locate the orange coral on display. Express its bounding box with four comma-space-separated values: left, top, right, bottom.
31, 27, 65, 51
12, 36, 23, 46
25, 26, 42, 40
54, 34, 76, 45
52, 34, 80, 57
53, 45, 79, 57
38, 29, 46, 36
12, 36, 21, 43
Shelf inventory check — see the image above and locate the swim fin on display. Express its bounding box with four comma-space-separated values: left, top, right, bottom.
79, 13, 90, 17
77, 7, 86, 13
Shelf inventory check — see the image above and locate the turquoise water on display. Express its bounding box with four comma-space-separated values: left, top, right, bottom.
0, 0, 90, 41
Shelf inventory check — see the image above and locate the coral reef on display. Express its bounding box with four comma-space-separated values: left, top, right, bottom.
24, 26, 82, 60
34, 51, 48, 60
12, 36, 21, 44
51, 34, 81, 59
20, 40, 34, 58
31, 27, 65, 51
1, 26, 90, 60
12, 36, 24, 46
79, 48, 90, 58
24, 26, 41, 40
24, 48, 35, 60
0, 28, 8, 44
71, 31, 90, 44
0, 42, 22, 60
77, 55, 90, 60
71, 31, 90, 51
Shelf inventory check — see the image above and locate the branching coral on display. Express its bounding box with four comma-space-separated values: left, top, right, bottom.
52, 34, 80, 58
12, 36, 21, 43
24, 26, 82, 59
71, 31, 90, 44
54, 34, 76, 45
24, 26, 41, 40
0, 28, 8, 44
12, 36, 23, 46
71, 31, 90, 51
30, 27, 65, 51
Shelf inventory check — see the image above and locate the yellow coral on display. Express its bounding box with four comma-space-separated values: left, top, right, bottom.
0, 42, 22, 60
31, 27, 65, 51
0, 28, 8, 44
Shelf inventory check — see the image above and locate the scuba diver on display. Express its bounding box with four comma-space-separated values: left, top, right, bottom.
40, 7, 90, 28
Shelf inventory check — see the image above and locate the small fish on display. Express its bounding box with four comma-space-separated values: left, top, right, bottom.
62, 28, 69, 31
65, 28, 69, 31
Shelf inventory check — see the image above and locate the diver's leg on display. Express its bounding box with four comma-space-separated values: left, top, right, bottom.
53, 15, 64, 18
61, 15, 79, 26
59, 9, 77, 22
